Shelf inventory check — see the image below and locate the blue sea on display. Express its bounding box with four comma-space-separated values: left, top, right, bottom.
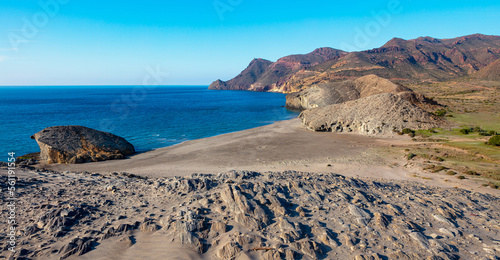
0, 86, 299, 160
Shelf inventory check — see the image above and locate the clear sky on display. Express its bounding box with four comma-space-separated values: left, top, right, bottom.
0, 0, 499, 86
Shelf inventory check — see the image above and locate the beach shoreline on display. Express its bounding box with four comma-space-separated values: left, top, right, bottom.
35, 118, 498, 195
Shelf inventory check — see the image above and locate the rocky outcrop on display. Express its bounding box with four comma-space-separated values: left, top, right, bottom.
285, 74, 410, 110
6, 170, 500, 259
31, 126, 135, 164
299, 93, 443, 134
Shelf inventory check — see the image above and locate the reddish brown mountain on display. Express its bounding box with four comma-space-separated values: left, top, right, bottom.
473, 59, 500, 80
209, 47, 347, 91
210, 34, 500, 93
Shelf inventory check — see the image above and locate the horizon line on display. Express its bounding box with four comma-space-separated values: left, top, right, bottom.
0, 84, 211, 87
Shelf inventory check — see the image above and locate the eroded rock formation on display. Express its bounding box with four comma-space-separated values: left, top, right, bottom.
285, 74, 410, 110
31, 126, 135, 164
299, 93, 443, 134
4, 170, 499, 259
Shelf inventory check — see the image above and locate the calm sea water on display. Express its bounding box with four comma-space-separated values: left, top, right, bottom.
0, 86, 298, 160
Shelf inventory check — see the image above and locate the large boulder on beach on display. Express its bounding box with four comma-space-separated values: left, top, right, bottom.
31, 126, 135, 164
299, 93, 443, 135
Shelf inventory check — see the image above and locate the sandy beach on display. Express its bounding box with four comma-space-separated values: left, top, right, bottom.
37, 118, 496, 194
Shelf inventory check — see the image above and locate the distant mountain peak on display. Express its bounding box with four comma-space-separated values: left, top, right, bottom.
382, 37, 407, 48
412, 36, 442, 44
312, 47, 345, 55
210, 34, 500, 92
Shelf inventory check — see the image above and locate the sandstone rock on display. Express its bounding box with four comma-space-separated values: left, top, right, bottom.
217, 242, 242, 260
294, 239, 321, 259
300, 93, 443, 135
8, 170, 500, 260
409, 232, 430, 250
286, 74, 410, 110
31, 125, 135, 164
177, 232, 205, 253
374, 212, 390, 229
349, 204, 372, 226
139, 220, 159, 232
58, 237, 94, 259
210, 221, 228, 237
432, 214, 456, 227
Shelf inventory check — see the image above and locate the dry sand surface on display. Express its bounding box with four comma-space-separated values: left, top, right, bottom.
39, 118, 496, 193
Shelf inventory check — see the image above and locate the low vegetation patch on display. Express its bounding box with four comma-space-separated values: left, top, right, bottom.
486, 135, 500, 146
423, 164, 448, 173
432, 166, 447, 173
460, 128, 471, 135
434, 109, 447, 117
464, 170, 481, 176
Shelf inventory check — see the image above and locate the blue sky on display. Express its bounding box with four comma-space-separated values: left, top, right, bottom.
0, 0, 499, 86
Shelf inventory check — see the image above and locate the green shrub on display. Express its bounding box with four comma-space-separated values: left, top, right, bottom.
423, 165, 435, 170
486, 135, 500, 146
408, 133, 415, 137
459, 128, 471, 135
402, 128, 415, 135
446, 171, 457, 175
431, 166, 447, 173
489, 130, 497, 136
407, 153, 416, 160
456, 175, 465, 180
464, 170, 480, 176
436, 157, 445, 162
489, 183, 499, 189
434, 109, 447, 117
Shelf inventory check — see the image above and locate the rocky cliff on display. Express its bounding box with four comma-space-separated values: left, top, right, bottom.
299, 93, 443, 135
285, 74, 410, 110
31, 126, 135, 164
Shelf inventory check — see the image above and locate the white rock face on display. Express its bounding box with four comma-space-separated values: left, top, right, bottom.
285, 74, 410, 110
299, 93, 443, 135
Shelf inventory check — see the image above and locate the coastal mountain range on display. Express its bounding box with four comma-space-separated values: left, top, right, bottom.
209, 34, 500, 93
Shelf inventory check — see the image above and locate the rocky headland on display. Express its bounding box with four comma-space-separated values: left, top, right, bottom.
299, 93, 444, 135
284, 74, 437, 110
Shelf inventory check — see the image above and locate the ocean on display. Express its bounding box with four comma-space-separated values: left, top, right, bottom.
0, 86, 299, 160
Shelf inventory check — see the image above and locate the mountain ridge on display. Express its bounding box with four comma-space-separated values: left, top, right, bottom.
210, 34, 500, 93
